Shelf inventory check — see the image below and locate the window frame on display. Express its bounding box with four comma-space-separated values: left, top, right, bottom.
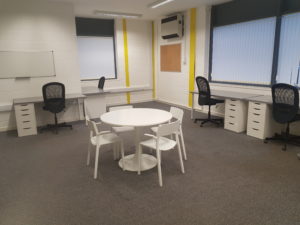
75, 17, 118, 81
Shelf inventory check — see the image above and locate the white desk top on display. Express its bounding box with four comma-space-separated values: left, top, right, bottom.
13, 93, 85, 104
191, 90, 262, 100
82, 86, 152, 96
100, 108, 172, 127
246, 95, 272, 104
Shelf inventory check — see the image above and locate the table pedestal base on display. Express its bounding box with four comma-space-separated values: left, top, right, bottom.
118, 154, 157, 172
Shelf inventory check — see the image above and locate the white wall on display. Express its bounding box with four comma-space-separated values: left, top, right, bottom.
0, 1, 154, 132
155, 6, 273, 116
81, 19, 153, 106
0, 0, 82, 131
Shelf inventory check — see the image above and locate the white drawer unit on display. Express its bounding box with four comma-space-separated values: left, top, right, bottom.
247, 101, 280, 139
224, 99, 248, 133
14, 103, 37, 137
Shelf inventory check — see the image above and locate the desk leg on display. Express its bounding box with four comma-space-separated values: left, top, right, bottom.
191, 93, 194, 120
78, 98, 84, 120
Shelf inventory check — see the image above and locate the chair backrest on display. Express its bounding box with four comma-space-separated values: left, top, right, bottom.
42, 82, 65, 113
98, 76, 105, 89
195, 76, 211, 105
109, 105, 133, 112
157, 120, 180, 137
170, 107, 184, 124
272, 83, 299, 124
86, 116, 99, 138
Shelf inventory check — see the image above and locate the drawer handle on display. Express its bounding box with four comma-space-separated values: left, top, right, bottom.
254, 108, 261, 110
254, 103, 261, 105
229, 116, 235, 118
229, 122, 234, 125
253, 121, 259, 124
21, 109, 29, 111
20, 104, 28, 106
22, 121, 30, 123
21, 113, 30, 116
252, 128, 259, 131
23, 127, 32, 130
230, 109, 236, 112
253, 113, 260, 116
230, 104, 236, 106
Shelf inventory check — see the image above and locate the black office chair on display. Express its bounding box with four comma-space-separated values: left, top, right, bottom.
264, 83, 300, 151
41, 82, 72, 134
194, 76, 224, 127
98, 76, 105, 89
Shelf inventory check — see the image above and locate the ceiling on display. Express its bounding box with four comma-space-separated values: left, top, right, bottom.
47, 0, 231, 20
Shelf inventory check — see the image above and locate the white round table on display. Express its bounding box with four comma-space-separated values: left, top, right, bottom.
100, 108, 172, 172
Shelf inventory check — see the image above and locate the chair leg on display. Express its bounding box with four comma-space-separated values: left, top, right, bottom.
179, 127, 187, 160
156, 149, 163, 187
120, 141, 125, 171
54, 113, 58, 134
94, 145, 100, 179
176, 134, 185, 174
87, 141, 91, 166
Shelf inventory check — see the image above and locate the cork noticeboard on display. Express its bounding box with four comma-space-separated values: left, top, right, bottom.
160, 44, 181, 72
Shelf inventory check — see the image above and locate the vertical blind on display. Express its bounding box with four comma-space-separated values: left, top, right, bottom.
276, 12, 300, 85
211, 17, 276, 84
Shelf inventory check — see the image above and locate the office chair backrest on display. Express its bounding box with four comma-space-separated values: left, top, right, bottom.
98, 76, 105, 89
170, 107, 184, 124
157, 120, 180, 137
109, 105, 133, 112
272, 83, 299, 124
196, 76, 211, 105
42, 82, 65, 114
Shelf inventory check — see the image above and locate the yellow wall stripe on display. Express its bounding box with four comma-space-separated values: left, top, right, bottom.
122, 19, 131, 104
188, 8, 197, 107
152, 21, 156, 99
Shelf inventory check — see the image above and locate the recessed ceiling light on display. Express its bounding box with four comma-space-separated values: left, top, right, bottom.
148, 0, 175, 9
94, 10, 142, 19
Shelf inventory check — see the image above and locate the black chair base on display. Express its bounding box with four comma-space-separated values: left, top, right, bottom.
264, 132, 300, 151
194, 118, 223, 127
40, 122, 72, 134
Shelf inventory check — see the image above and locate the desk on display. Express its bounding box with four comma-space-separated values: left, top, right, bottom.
82, 86, 152, 119
191, 90, 262, 133
13, 93, 85, 137
100, 108, 172, 172
190, 90, 262, 119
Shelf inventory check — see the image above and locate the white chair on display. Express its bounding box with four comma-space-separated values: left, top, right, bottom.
108, 105, 135, 133
86, 116, 125, 179
151, 107, 187, 160
140, 120, 185, 187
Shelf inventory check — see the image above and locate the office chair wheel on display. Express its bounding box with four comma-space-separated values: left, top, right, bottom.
264, 139, 268, 144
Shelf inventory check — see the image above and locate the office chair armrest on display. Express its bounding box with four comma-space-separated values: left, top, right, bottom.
144, 133, 157, 139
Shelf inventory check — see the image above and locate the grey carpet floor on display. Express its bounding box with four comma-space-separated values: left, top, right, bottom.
1, 101, 300, 225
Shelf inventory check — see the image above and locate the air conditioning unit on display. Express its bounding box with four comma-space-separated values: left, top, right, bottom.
161, 14, 184, 40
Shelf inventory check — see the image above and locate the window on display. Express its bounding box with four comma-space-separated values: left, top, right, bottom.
210, 17, 276, 85
75, 18, 117, 80
276, 12, 300, 85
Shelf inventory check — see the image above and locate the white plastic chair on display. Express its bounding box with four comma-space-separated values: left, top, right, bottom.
86, 115, 125, 179
140, 120, 185, 187
151, 107, 187, 160
108, 105, 135, 133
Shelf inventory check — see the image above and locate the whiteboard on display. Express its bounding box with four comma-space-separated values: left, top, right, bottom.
0, 51, 55, 78
77, 36, 116, 80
